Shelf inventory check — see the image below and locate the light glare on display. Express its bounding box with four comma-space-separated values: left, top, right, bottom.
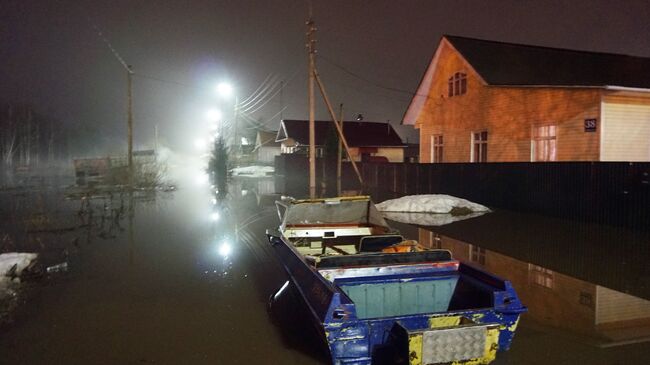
216, 82, 233, 98
206, 108, 222, 122
195, 173, 209, 185
218, 241, 232, 257
194, 138, 206, 150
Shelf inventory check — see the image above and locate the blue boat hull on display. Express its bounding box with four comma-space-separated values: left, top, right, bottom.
267, 232, 526, 365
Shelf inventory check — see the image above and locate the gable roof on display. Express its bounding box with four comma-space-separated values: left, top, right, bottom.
277, 120, 404, 147
403, 35, 650, 125
445, 35, 650, 88
255, 130, 281, 149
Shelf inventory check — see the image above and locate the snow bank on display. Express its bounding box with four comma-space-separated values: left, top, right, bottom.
382, 211, 487, 226
230, 165, 274, 177
0, 253, 37, 277
376, 194, 490, 214
1, 253, 38, 294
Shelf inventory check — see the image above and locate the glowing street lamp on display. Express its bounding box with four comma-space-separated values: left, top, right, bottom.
218, 240, 232, 257
206, 108, 222, 122
194, 138, 207, 150
216, 82, 233, 99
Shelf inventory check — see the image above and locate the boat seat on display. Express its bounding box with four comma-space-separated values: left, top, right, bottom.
358, 235, 404, 252
317, 250, 453, 269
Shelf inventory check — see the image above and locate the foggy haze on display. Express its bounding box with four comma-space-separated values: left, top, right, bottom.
2, 0, 649, 156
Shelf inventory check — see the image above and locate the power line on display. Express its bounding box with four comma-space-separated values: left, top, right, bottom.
317, 53, 456, 111
238, 74, 274, 106
242, 67, 300, 114
238, 75, 280, 110
134, 73, 199, 89
317, 54, 415, 97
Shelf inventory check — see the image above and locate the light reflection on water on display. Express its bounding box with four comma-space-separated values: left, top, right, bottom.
388, 212, 650, 350
4, 170, 649, 364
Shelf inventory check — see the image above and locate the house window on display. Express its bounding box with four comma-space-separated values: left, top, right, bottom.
532, 125, 557, 161
529, 264, 554, 289
471, 131, 488, 162
430, 134, 443, 163
281, 145, 296, 154
469, 245, 486, 265
448, 72, 467, 97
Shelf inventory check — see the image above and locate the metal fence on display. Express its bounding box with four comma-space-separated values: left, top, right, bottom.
275, 154, 650, 230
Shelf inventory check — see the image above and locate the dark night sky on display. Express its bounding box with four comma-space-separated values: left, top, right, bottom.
2, 0, 650, 154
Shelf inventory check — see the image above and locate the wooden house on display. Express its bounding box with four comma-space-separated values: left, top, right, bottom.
276, 119, 405, 162
403, 36, 650, 163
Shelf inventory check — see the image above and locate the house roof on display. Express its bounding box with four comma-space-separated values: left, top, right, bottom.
403, 35, 650, 125
277, 120, 404, 147
255, 130, 281, 149
445, 35, 650, 88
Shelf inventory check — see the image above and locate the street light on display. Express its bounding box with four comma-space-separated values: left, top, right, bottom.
206, 108, 222, 122
216, 82, 233, 99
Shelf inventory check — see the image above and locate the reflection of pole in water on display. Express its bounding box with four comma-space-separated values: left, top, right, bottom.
128, 191, 135, 265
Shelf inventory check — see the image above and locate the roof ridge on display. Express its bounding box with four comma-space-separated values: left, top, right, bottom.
443, 34, 650, 60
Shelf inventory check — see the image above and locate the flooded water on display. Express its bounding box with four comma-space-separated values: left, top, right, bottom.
391, 211, 650, 364
0, 184, 324, 364
1, 181, 649, 364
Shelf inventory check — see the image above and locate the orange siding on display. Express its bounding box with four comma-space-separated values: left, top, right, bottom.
416, 40, 602, 162
421, 230, 599, 335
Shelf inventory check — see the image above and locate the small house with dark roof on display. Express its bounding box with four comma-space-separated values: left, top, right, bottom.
276, 120, 405, 162
403, 35, 650, 163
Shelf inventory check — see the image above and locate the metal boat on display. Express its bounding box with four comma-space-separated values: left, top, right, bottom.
267, 196, 526, 365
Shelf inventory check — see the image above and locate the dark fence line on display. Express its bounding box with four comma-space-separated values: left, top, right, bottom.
275, 154, 650, 231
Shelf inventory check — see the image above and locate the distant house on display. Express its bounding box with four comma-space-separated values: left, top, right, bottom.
403, 35, 650, 163
73, 157, 111, 185
276, 120, 405, 162
109, 149, 156, 168
254, 130, 281, 164
73, 150, 157, 186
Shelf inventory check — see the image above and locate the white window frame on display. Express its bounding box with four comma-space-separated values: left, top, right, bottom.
471, 130, 488, 162
528, 264, 554, 289
531, 125, 557, 162
469, 244, 486, 265
430, 134, 443, 163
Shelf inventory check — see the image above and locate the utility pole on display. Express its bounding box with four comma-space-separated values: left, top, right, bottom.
234, 95, 239, 163
87, 19, 134, 187
313, 70, 364, 188
307, 10, 317, 198
337, 104, 343, 196
154, 124, 159, 153
127, 65, 134, 187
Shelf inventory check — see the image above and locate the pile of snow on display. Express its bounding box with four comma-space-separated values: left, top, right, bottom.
376, 194, 490, 214
230, 165, 274, 177
381, 211, 487, 226
0, 253, 38, 294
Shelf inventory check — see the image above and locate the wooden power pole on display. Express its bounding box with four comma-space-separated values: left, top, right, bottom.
127, 66, 134, 186
307, 14, 317, 198
337, 104, 343, 196
304, 12, 363, 195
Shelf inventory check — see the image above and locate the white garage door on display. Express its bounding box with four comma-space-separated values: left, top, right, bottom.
601, 101, 650, 161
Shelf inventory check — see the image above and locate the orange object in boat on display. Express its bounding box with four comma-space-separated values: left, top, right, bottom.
381, 240, 425, 253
